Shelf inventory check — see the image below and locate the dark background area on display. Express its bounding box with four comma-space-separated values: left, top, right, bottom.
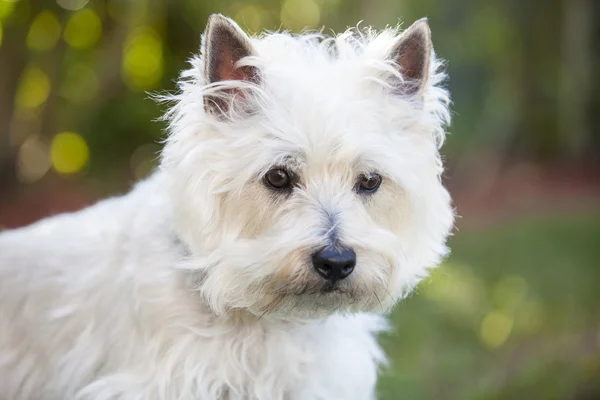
0, 0, 599, 398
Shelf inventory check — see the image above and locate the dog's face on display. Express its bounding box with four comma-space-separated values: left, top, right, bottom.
161, 15, 454, 319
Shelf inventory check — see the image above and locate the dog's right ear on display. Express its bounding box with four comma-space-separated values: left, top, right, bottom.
388, 18, 432, 96
202, 14, 259, 115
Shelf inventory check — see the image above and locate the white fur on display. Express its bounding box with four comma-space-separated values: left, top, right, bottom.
0, 17, 453, 400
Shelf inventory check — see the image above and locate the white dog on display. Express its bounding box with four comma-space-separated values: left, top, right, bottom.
0, 14, 453, 399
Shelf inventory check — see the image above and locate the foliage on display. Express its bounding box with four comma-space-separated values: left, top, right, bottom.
0, 0, 598, 190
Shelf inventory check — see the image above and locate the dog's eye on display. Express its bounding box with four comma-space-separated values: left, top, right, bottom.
264, 169, 291, 190
357, 173, 382, 193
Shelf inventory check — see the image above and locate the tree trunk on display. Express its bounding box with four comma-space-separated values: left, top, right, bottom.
558, 0, 593, 160
0, 22, 28, 190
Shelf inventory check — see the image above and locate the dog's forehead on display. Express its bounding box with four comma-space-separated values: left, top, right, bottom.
251, 37, 416, 149
258, 99, 404, 175
252, 33, 392, 106
255, 100, 406, 177
261, 57, 376, 110
260, 118, 402, 177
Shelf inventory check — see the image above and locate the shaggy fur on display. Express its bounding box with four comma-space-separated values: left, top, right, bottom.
0, 15, 453, 400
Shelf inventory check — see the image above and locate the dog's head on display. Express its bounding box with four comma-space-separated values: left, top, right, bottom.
161, 15, 454, 319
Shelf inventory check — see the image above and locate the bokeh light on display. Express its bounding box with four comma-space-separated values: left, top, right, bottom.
122, 27, 164, 91
422, 263, 485, 318
56, 0, 90, 11
59, 64, 99, 103
16, 135, 51, 183
281, 0, 321, 31
50, 132, 90, 175
26, 11, 61, 52
63, 8, 102, 49
318, 0, 341, 8
15, 67, 51, 110
480, 310, 514, 349
0, 0, 15, 21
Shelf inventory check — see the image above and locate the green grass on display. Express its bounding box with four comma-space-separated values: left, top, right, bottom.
378, 212, 600, 400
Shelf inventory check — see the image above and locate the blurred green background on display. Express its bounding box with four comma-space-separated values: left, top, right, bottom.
0, 0, 599, 399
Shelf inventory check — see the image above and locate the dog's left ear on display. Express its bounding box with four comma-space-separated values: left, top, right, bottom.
388, 18, 432, 96
202, 14, 259, 114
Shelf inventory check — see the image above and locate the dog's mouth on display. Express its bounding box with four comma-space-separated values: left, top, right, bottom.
319, 280, 346, 294
255, 278, 374, 318
272, 279, 349, 297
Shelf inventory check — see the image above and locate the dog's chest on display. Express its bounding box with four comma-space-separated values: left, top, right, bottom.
188, 319, 318, 399
155, 314, 379, 400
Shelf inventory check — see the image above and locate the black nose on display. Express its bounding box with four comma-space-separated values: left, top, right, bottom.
312, 246, 356, 281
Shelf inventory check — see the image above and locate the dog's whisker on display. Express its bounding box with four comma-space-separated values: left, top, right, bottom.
372, 289, 384, 313
382, 285, 395, 305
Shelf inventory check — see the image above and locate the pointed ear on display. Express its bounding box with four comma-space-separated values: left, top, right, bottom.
202, 14, 259, 113
389, 18, 432, 96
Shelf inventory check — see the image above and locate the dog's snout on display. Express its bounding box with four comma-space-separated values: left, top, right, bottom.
312, 247, 356, 281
